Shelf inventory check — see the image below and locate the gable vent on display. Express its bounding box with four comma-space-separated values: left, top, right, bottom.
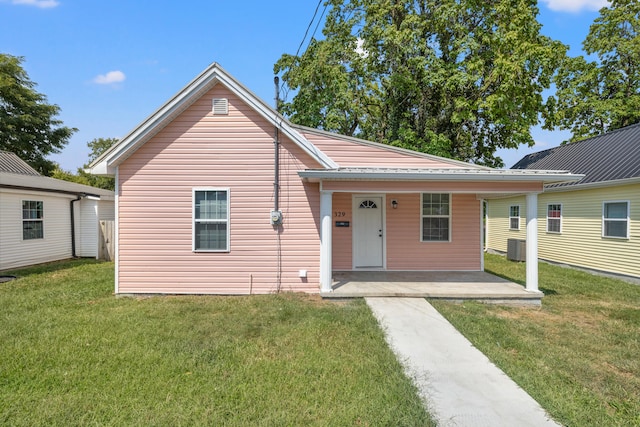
212, 98, 228, 115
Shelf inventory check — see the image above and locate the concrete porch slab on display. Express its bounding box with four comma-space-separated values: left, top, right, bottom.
322, 271, 542, 306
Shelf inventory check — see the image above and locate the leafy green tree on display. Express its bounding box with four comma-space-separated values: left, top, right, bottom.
275, 0, 566, 167
85, 137, 117, 164
52, 137, 117, 190
545, 0, 640, 141
0, 53, 76, 175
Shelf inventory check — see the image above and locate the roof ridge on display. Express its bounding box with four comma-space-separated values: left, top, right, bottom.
514, 122, 640, 168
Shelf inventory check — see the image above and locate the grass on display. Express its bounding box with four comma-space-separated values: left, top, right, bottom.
431, 253, 640, 427
0, 260, 433, 426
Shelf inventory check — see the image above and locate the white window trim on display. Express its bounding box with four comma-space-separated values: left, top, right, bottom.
22, 199, 44, 240
192, 187, 230, 252
420, 193, 452, 243
509, 205, 520, 230
546, 203, 562, 234
602, 200, 630, 240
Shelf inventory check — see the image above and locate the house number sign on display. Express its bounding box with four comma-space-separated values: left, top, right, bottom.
334, 211, 346, 217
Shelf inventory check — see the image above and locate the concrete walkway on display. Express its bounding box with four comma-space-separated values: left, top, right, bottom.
366, 297, 560, 427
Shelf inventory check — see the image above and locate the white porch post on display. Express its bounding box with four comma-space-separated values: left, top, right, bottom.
320, 190, 333, 292
525, 192, 540, 293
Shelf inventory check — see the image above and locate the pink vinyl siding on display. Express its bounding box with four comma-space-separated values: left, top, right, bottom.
386, 193, 481, 270
299, 130, 470, 168
332, 193, 353, 270
330, 193, 481, 271
117, 85, 321, 294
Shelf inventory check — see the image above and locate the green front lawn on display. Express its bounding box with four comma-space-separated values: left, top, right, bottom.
0, 260, 433, 426
432, 254, 640, 427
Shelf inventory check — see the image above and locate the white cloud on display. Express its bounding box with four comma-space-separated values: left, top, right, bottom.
93, 70, 126, 85
10, 0, 60, 8
540, 0, 609, 13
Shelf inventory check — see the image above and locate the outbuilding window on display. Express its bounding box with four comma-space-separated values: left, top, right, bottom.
547, 204, 562, 233
22, 200, 44, 240
603, 201, 629, 239
421, 193, 450, 242
509, 205, 520, 230
193, 189, 229, 251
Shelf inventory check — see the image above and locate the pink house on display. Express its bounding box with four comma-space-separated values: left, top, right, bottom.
88, 63, 580, 296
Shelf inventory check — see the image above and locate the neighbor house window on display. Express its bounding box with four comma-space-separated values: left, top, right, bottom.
509, 205, 520, 230
22, 200, 44, 240
603, 201, 629, 239
193, 189, 229, 251
421, 193, 450, 242
547, 204, 562, 233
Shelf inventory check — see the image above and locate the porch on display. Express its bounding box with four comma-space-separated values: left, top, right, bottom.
321, 271, 543, 306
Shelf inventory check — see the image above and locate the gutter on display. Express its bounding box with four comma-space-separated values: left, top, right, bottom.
0, 183, 102, 198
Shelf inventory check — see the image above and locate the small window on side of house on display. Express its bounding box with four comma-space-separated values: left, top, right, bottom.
547, 204, 562, 233
603, 201, 629, 239
509, 205, 520, 230
421, 193, 451, 242
22, 200, 44, 240
193, 188, 229, 252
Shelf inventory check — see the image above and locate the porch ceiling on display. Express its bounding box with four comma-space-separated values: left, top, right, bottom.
323, 271, 542, 306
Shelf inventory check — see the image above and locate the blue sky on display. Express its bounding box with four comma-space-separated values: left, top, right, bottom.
1, 0, 608, 170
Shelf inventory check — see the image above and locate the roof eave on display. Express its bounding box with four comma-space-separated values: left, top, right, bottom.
298, 170, 584, 183
544, 175, 640, 192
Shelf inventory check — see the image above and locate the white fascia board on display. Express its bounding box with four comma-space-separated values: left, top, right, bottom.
83, 162, 114, 176
88, 63, 337, 172
105, 66, 217, 168
298, 169, 584, 183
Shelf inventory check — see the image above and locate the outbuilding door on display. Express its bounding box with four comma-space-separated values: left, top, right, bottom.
353, 196, 384, 268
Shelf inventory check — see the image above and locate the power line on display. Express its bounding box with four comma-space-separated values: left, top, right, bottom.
280, 0, 329, 104
294, 0, 324, 59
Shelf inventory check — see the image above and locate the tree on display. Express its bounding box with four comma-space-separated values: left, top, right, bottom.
0, 54, 76, 175
51, 137, 117, 190
545, 0, 640, 141
275, 0, 566, 167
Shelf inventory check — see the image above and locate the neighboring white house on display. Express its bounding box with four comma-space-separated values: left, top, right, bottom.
0, 151, 114, 270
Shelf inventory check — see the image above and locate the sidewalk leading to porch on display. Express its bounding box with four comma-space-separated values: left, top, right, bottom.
366, 298, 559, 426
322, 271, 542, 306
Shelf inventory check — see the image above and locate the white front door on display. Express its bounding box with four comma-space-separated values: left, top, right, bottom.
353, 196, 384, 268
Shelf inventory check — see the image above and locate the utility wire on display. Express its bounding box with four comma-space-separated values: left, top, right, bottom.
280, 0, 329, 104
294, 0, 324, 59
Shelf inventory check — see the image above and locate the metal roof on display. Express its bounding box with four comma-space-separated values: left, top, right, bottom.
0, 171, 114, 198
0, 151, 40, 175
512, 123, 640, 187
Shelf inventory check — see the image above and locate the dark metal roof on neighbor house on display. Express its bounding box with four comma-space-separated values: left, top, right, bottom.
0, 151, 40, 175
512, 123, 640, 187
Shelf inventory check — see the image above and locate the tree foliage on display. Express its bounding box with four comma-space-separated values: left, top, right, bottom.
545, 0, 640, 141
275, 0, 566, 167
51, 137, 117, 190
0, 53, 76, 175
